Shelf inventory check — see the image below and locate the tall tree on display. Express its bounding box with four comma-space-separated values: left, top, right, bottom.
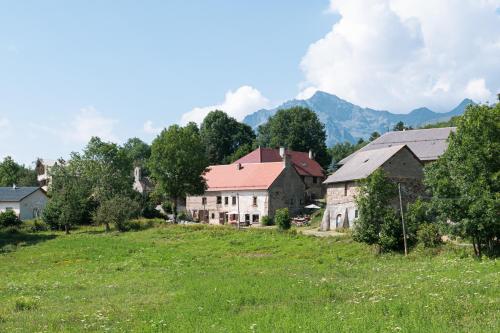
149, 123, 208, 221
122, 138, 151, 167
0, 156, 37, 187
425, 103, 500, 257
200, 110, 256, 164
257, 107, 329, 168
392, 121, 412, 131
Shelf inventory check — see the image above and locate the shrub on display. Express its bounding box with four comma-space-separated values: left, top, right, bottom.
122, 218, 160, 231
417, 223, 442, 248
0, 210, 21, 228
41, 200, 62, 230
22, 219, 49, 232
275, 208, 291, 230
93, 196, 140, 232
261, 216, 274, 226
178, 211, 189, 221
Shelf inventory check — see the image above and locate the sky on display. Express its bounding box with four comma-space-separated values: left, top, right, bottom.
1, 0, 499, 166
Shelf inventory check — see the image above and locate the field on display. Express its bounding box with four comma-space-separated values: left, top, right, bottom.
0, 225, 498, 332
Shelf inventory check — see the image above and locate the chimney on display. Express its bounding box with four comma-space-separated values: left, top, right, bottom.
12, 184, 17, 189
236, 163, 242, 170
279, 147, 285, 158
308, 149, 313, 160
283, 153, 291, 168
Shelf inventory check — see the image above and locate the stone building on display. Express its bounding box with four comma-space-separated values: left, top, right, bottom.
186, 156, 305, 226
35, 159, 59, 191
233, 147, 325, 201
322, 145, 424, 230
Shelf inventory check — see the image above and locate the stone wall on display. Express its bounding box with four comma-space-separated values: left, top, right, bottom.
268, 164, 306, 217
303, 176, 325, 201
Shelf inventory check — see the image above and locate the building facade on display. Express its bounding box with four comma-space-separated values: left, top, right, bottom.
0, 186, 48, 220
186, 157, 305, 226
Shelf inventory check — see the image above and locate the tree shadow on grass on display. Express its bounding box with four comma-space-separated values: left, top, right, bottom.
0, 229, 57, 252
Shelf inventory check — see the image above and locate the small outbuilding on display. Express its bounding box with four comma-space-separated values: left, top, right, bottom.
0, 186, 48, 220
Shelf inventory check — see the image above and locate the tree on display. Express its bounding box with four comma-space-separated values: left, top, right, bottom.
48, 163, 93, 234
256, 107, 329, 168
122, 138, 151, 167
0, 210, 21, 228
369, 131, 381, 141
328, 140, 368, 173
425, 103, 500, 257
200, 110, 256, 165
275, 208, 291, 230
0, 157, 37, 187
353, 169, 403, 251
93, 196, 140, 232
392, 121, 412, 131
149, 123, 209, 222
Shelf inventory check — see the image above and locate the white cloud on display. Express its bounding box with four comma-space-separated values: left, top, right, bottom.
300, 0, 500, 111
181, 85, 270, 124
0, 117, 9, 129
465, 78, 492, 101
143, 120, 163, 134
62, 107, 118, 143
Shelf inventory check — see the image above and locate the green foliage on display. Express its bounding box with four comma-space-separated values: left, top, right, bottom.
228, 143, 255, 163
353, 169, 403, 251
369, 131, 381, 141
417, 224, 442, 248
14, 297, 38, 311
21, 219, 49, 232
328, 141, 367, 172
392, 121, 413, 131
260, 215, 273, 226
93, 196, 140, 232
275, 208, 291, 230
424, 103, 500, 257
122, 137, 151, 168
0, 211, 21, 228
121, 218, 162, 231
200, 110, 256, 164
41, 199, 62, 230
0, 156, 37, 187
257, 107, 329, 168
149, 123, 209, 221
420, 115, 461, 129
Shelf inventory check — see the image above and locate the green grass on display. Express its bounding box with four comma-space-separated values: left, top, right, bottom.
0, 225, 498, 332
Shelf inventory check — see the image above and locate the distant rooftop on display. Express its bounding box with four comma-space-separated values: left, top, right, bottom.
0, 187, 42, 202
339, 127, 456, 165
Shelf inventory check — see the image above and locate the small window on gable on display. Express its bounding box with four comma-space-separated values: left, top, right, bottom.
202, 197, 207, 205
344, 183, 348, 196
232, 196, 236, 205
355, 210, 359, 218
252, 196, 257, 206
211, 213, 215, 219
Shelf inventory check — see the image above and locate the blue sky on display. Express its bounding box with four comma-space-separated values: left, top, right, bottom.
1, 0, 499, 166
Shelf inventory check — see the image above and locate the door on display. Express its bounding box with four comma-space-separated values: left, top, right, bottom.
336, 214, 342, 229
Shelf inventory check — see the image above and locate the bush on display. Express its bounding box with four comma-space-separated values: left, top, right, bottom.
22, 219, 49, 232
178, 211, 189, 221
275, 208, 291, 230
121, 218, 163, 231
93, 196, 140, 232
261, 216, 274, 226
41, 200, 62, 230
417, 223, 442, 248
0, 210, 21, 228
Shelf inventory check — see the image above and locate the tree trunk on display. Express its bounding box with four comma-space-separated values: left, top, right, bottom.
105, 222, 111, 232
172, 197, 178, 224
65, 223, 70, 235
472, 237, 478, 257
477, 237, 482, 258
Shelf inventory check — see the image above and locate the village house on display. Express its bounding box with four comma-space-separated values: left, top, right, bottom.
186, 155, 305, 226
0, 186, 48, 220
133, 166, 153, 195
322, 127, 456, 230
233, 147, 325, 201
35, 158, 60, 191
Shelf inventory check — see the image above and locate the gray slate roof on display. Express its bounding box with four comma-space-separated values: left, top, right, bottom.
339, 127, 456, 165
325, 145, 410, 183
0, 187, 41, 202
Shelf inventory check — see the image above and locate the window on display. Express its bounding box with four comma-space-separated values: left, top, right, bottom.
355, 210, 359, 218
313, 177, 318, 184
6, 207, 13, 211
344, 183, 348, 196
211, 213, 215, 219
232, 196, 236, 205
252, 214, 259, 224
290, 198, 294, 205
202, 197, 207, 205
252, 196, 257, 206
224, 197, 229, 205
216, 196, 222, 204
245, 214, 250, 223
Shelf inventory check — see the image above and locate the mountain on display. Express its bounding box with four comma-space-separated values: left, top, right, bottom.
243, 91, 473, 146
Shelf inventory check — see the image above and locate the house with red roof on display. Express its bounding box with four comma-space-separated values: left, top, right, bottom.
186, 155, 305, 226
233, 147, 325, 201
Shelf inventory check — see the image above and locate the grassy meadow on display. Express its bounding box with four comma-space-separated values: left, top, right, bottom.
0, 224, 498, 332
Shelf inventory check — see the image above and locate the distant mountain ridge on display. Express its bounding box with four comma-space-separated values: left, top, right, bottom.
243, 91, 473, 146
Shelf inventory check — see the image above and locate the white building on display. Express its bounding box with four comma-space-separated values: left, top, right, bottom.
0, 186, 48, 220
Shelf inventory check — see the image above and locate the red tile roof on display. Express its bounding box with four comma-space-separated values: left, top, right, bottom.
233, 147, 324, 177
205, 162, 285, 191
